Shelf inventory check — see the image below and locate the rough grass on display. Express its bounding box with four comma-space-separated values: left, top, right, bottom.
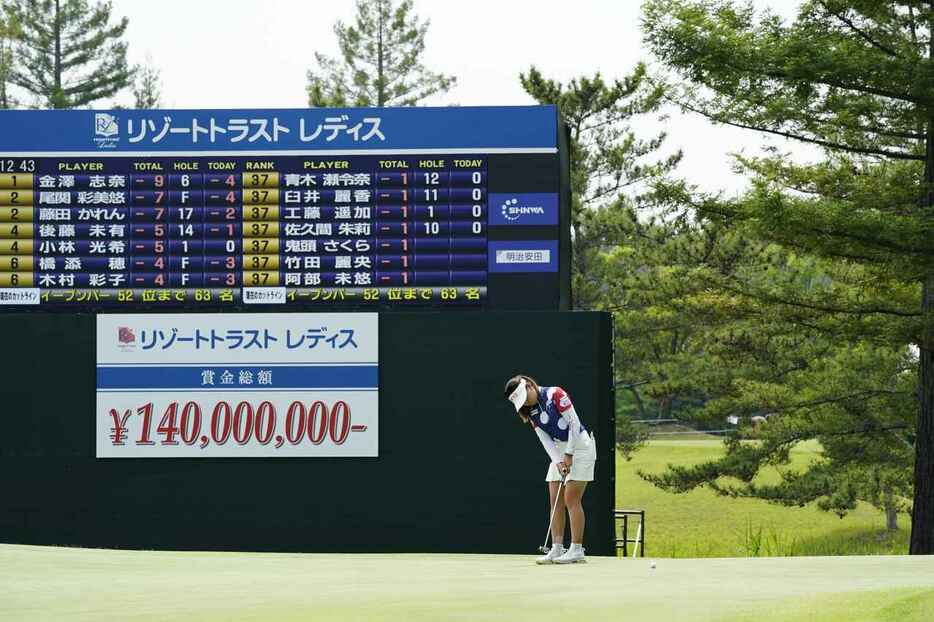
1, 545, 932, 622
617, 439, 911, 558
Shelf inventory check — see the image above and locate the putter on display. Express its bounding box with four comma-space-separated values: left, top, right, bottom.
538, 474, 567, 554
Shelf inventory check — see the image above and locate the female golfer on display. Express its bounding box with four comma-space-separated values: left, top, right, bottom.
504, 374, 596, 564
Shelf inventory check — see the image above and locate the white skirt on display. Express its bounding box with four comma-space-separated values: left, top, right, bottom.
545, 434, 596, 482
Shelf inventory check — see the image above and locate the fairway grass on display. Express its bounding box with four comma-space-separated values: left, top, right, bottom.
618, 440, 911, 557
2, 545, 933, 622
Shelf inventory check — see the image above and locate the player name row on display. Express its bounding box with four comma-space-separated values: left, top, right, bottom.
1, 222, 487, 239
8, 205, 487, 222
14, 171, 486, 190
1, 254, 487, 271
5, 188, 487, 206
4, 271, 487, 288
0, 237, 487, 254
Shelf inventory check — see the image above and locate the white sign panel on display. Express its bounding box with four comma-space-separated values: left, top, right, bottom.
96, 313, 378, 458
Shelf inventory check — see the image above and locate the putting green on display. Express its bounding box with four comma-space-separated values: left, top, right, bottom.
1, 545, 932, 621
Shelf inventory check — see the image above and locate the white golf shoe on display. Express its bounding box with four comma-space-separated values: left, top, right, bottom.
554, 545, 586, 564
535, 544, 566, 565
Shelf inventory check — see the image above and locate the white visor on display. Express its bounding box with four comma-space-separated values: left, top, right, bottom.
508, 380, 528, 412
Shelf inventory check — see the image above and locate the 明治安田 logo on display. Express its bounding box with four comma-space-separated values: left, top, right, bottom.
489, 193, 558, 226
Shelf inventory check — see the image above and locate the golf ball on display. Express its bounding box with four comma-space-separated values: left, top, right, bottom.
650, 562, 656, 569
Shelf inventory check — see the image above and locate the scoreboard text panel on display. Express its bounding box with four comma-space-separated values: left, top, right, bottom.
0, 107, 569, 310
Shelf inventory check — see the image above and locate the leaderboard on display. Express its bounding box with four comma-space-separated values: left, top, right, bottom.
0, 107, 568, 310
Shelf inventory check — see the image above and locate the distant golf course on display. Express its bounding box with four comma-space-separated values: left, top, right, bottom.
618, 438, 910, 558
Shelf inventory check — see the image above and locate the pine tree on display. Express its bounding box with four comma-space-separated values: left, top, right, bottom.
642, 0, 934, 553
307, 0, 454, 107
5, 0, 132, 109
520, 66, 681, 309
132, 61, 161, 109
0, 8, 18, 108
604, 209, 915, 527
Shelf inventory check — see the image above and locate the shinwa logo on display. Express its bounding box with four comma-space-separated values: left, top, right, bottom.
95, 113, 119, 138
501, 198, 545, 222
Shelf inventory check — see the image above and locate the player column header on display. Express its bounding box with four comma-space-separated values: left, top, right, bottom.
0, 106, 559, 153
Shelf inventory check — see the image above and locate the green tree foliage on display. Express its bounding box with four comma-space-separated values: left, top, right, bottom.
5, 0, 132, 108
642, 0, 934, 552
307, 0, 454, 107
520, 66, 681, 309
0, 8, 18, 108
132, 61, 161, 109
602, 211, 752, 426
602, 207, 915, 526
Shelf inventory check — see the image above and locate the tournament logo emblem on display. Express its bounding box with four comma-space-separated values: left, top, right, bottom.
95, 113, 119, 137
118, 326, 135, 344
94, 113, 119, 148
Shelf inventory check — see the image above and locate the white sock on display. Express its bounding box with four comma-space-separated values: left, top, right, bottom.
552, 543, 564, 551
569, 543, 583, 553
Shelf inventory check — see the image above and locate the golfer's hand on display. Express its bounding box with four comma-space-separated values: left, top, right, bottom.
557, 461, 570, 477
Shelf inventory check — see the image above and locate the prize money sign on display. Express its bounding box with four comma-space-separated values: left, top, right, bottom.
0, 107, 568, 310
96, 313, 378, 458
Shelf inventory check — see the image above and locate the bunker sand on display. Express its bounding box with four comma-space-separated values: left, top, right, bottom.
2, 544, 933, 621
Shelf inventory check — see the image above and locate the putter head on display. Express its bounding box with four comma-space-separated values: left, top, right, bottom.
538, 546, 550, 554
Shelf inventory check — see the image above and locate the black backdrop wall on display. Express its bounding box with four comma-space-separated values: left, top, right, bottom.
0, 311, 614, 555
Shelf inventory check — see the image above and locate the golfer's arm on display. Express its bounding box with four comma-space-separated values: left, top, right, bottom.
534, 427, 563, 463
562, 406, 583, 455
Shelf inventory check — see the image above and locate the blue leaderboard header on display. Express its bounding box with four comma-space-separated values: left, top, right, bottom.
0, 106, 558, 153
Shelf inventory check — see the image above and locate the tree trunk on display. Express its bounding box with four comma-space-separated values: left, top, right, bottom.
0, 40, 7, 109
628, 386, 646, 420
53, 0, 63, 108
376, 1, 385, 106
910, 103, 934, 554
571, 222, 584, 308
912, 276, 934, 553
54, 0, 61, 88
883, 485, 898, 531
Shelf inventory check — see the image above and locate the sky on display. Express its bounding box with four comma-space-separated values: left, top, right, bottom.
106, 0, 805, 195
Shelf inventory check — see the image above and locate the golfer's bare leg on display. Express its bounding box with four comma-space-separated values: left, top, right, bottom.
548, 481, 566, 546
564, 481, 588, 543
